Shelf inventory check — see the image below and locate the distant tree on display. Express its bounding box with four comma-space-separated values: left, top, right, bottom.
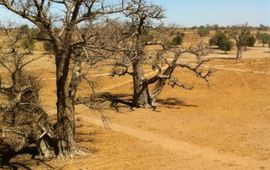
197, 27, 210, 37
209, 31, 233, 53
0, 25, 40, 89
258, 24, 269, 31
171, 32, 185, 45
256, 32, 270, 47
229, 24, 252, 59
213, 24, 219, 31
218, 38, 233, 54
243, 34, 256, 47
191, 26, 197, 30
19, 25, 36, 51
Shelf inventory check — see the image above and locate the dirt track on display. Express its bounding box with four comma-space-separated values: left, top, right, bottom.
76, 113, 268, 170
1, 43, 270, 169
70, 57, 270, 169
39, 54, 270, 170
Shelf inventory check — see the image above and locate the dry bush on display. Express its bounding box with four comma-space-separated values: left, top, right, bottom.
0, 74, 57, 164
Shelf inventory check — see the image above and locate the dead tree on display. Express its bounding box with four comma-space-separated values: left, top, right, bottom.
0, 0, 125, 157
0, 78, 57, 161
110, 0, 212, 108
0, 26, 56, 160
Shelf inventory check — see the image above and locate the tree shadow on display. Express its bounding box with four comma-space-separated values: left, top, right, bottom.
156, 97, 197, 109
77, 92, 134, 112
79, 93, 199, 112
0, 146, 55, 170
211, 57, 237, 60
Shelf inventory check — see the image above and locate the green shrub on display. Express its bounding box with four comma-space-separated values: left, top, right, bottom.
219, 38, 233, 53
18, 25, 36, 51
256, 32, 270, 46
171, 32, 185, 45
209, 32, 233, 53
244, 34, 256, 47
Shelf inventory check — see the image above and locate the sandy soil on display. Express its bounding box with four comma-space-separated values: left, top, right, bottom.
1, 35, 270, 170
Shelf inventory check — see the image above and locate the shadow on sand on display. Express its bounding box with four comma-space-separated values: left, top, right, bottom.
0, 147, 55, 170
156, 97, 197, 109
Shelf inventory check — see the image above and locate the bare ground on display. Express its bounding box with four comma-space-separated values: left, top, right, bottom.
1, 42, 270, 169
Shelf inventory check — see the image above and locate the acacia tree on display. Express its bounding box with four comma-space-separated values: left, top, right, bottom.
256, 32, 270, 47
229, 24, 251, 60
111, 0, 212, 108
0, 0, 124, 157
243, 34, 256, 48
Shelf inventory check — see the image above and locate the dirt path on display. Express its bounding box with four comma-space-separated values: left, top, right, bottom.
42, 61, 269, 169
39, 65, 270, 85
96, 66, 270, 92
76, 64, 269, 169
77, 114, 268, 170
212, 65, 270, 75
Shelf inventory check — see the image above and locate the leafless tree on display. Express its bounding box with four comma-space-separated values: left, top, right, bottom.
110, 0, 213, 108
111, 0, 165, 107
0, 25, 56, 161
0, 76, 56, 160
0, 0, 125, 157
0, 25, 41, 94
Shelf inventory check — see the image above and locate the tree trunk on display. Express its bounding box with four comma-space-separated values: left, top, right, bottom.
150, 66, 175, 105
11, 70, 22, 90
54, 50, 77, 157
236, 46, 242, 60
132, 60, 151, 107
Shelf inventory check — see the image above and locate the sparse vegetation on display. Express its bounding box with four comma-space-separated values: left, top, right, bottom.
197, 27, 210, 37
256, 32, 270, 47
229, 24, 252, 59
0, 0, 269, 169
0, 26, 41, 90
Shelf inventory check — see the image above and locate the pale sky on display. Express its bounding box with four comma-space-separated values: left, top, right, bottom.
0, 0, 269, 27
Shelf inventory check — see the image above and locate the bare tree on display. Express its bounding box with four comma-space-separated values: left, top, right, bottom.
111, 0, 165, 107
0, 26, 55, 160
148, 43, 212, 105
110, 0, 213, 108
0, 25, 40, 93
0, 0, 124, 157
0, 77, 56, 160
